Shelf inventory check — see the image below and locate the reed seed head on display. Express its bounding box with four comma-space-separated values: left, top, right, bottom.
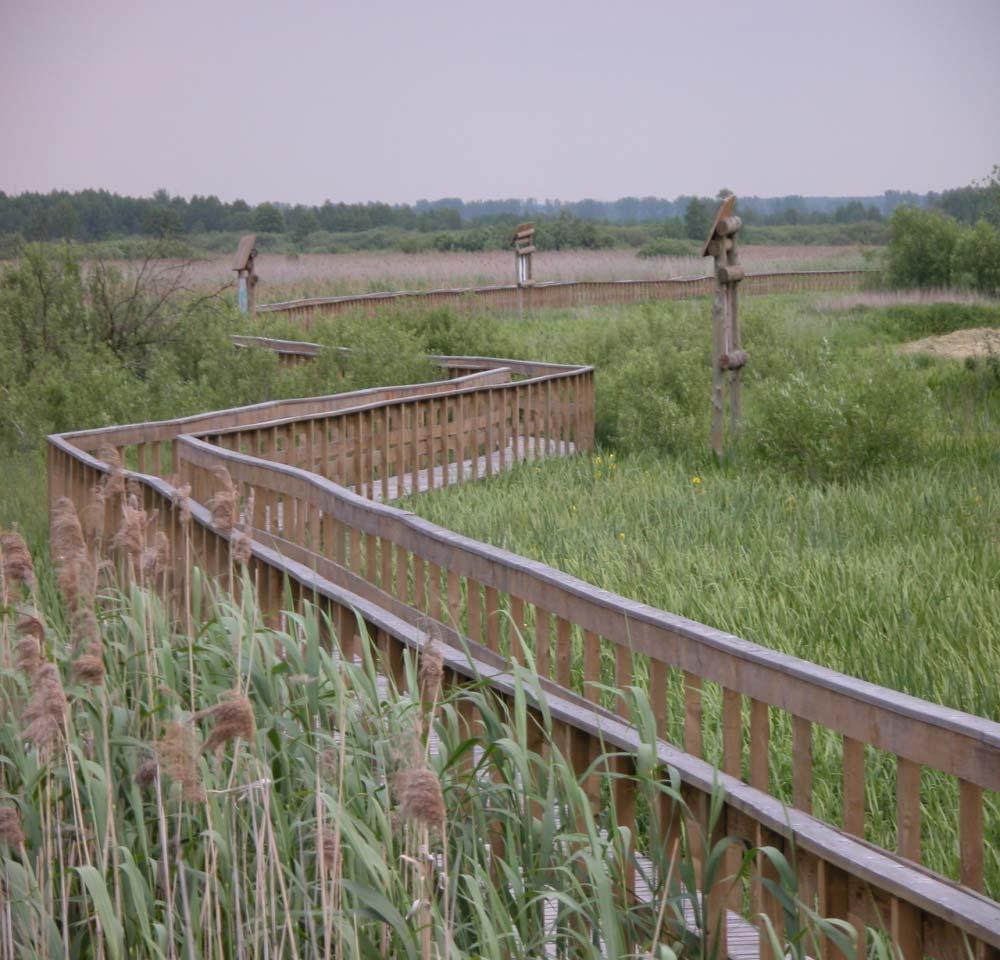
419, 637, 445, 703
72, 643, 105, 686
207, 466, 240, 533
157, 721, 206, 803
198, 690, 255, 755
1, 531, 36, 593
97, 446, 125, 501
134, 757, 158, 789
397, 765, 445, 832
141, 530, 171, 579
0, 807, 24, 847
22, 662, 68, 758
112, 503, 149, 560
231, 530, 252, 566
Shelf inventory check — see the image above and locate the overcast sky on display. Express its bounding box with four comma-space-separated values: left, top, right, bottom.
2, 0, 998, 205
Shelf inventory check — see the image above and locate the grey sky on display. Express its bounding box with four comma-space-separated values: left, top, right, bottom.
2, 0, 998, 204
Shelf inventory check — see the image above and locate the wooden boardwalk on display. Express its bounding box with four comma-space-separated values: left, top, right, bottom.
48, 349, 1000, 960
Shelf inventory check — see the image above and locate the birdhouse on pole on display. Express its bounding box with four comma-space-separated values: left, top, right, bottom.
512, 223, 536, 287
233, 234, 259, 317
703, 196, 748, 459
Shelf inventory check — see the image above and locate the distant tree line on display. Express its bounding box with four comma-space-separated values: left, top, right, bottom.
2, 177, 996, 248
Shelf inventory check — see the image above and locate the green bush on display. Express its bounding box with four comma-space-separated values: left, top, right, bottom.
750, 349, 936, 481
952, 219, 1000, 294
635, 237, 702, 259
886, 207, 963, 288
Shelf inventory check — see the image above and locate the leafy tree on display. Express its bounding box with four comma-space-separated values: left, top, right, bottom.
254, 202, 285, 233
683, 198, 712, 240
952, 220, 1000, 293
886, 207, 962, 288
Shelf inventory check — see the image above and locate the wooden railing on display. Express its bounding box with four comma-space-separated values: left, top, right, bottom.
47, 350, 1000, 960
255, 269, 869, 327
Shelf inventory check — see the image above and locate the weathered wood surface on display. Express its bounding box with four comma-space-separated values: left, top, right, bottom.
45, 341, 1000, 960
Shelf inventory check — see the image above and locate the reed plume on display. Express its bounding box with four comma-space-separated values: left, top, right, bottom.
96, 445, 126, 501
141, 531, 171, 579
397, 765, 446, 832
72, 643, 105, 686
207, 467, 240, 533
135, 757, 158, 790
112, 502, 149, 561
0, 807, 24, 848
419, 637, 444, 704
196, 691, 255, 756
52, 497, 96, 611
157, 721, 206, 803
231, 530, 252, 566
1, 530, 36, 593
21, 662, 68, 758
15, 614, 44, 677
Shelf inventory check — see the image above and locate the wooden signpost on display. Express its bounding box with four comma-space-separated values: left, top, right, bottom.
233, 234, 259, 317
703, 196, 747, 459
512, 222, 536, 287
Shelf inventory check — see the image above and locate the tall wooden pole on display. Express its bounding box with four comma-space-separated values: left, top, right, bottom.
702, 198, 747, 460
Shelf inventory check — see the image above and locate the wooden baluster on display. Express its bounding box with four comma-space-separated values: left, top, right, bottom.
484, 389, 495, 477
890, 897, 923, 960
472, 392, 481, 481
338, 418, 348, 488
466, 579, 482, 644
349, 526, 361, 574
792, 716, 813, 814
305, 417, 315, 475
614, 644, 631, 718
456, 393, 466, 483
410, 402, 420, 497
357, 411, 367, 498
365, 531, 377, 583
446, 570, 461, 632
484, 586, 499, 653
498, 386, 509, 473
897, 757, 921, 863
583, 630, 602, 707
542, 380, 552, 459
534, 608, 551, 678
427, 561, 442, 621
756, 825, 784, 960
413, 554, 426, 612
959, 779, 984, 892
380, 536, 393, 593
510, 597, 527, 663
842, 736, 865, 838
684, 672, 703, 758
555, 616, 571, 688
394, 542, 409, 604
721, 688, 744, 913
320, 418, 330, 479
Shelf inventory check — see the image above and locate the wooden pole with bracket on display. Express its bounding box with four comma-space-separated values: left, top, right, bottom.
702, 197, 748, 459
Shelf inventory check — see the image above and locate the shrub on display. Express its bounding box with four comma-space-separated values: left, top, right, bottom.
750, 348, 936, 481
952, 219, 1000, 294
886, 207, 962, 288
635, 237, 702, 259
